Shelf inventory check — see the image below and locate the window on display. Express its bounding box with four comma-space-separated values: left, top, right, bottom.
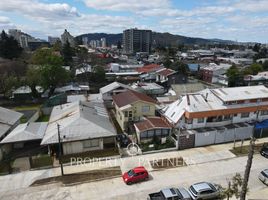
186, 118, 193, 124
198, 118, 204, 123
124, 111, 128, 117
142, 105, 150, 113
155, 129, 162, 136
83, 139, 99, 148
162, 129, 169, 136
140, 132, 148, 138
241, 112, 250, 118
261, 110, 268, 116
148, 130, 154, 137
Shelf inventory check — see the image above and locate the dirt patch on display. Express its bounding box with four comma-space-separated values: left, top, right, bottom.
31, 166, 121, 186
230, 143, 264, 156
150, 157, 185, 169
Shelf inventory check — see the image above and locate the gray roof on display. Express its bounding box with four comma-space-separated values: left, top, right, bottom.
171, 83, 216, 96
0, 122, 47, 144
41, 101, 117, 145
100, 82, 131, 94
0, 107, 23, 138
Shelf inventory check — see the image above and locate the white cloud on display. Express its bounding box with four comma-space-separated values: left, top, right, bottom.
83, 0, 171, 12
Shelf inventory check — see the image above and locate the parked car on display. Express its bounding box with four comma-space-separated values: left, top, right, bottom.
116, 134, 131, 148
188, 182, 220, 200
148, 187, 192, 200
259, 169, 268, 185
122, 166, 149, 185
260, 145, 268, 158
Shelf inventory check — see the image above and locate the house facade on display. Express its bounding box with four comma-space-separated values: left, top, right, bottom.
134, 117, 172, 144
113, 90, 157, 132
162, 85, 268, 148
41, 101, 117, 155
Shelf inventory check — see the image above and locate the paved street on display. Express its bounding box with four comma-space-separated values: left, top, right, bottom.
0, 154, 267, 200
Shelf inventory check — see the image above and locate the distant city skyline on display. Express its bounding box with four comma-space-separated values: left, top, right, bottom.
0, 0, 268, 43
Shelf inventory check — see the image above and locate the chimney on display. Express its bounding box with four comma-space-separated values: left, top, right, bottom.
205, 93, 209, 101
187, 94, 190, 105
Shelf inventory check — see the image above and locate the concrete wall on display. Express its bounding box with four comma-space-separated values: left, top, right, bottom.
63, 138, 103, 155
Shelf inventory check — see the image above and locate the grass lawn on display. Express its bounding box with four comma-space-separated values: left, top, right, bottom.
140, 137, 176, 152
20, 116, 28, 123
31, 166, 121, 186
31, 154, 53, 168
150, 157, 185, 169
13, 104, 41, 111
61, 148, 119, 164
230, 143, 264, 156
36, 115, 50, 122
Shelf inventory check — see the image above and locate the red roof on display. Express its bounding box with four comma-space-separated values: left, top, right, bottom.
113, 90, 157, 108
156, 68, 176, 77
134, 117, 171, 132
137, 64, 161, 73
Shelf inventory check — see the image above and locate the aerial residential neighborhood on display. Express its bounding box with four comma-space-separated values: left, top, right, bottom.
1, 1, 268, 200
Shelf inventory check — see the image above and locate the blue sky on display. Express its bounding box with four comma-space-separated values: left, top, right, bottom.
0, 0, 268, 43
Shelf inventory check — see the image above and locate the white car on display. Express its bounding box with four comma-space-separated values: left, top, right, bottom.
188, 182, 220, 200
259, 169, 268, 185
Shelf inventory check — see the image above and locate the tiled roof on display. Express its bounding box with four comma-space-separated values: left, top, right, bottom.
156, 68, 176, 77
134, 117, 171, 132
136, 64, 161, 73
112, 90, 156, 108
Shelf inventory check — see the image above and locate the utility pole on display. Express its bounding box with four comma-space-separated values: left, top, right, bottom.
57, 123, 64, 176
240, 137, 255, 200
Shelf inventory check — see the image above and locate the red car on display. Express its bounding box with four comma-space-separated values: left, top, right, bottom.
122, 166, 149, 185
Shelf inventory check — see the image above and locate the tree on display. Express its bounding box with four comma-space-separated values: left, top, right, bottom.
0, 74, 21, 97
249, 63, 263, 75
91, 66, 105, 83
30, 48, 69, 96
26, 66, 42, 98
218, 173, 244, 200
170, 61, 189, 75
226, 65, 244, 87
262, 60, 268, 71
0, 30, 23, 59
62, 40, 74, 66
40, 64, 70, 96
240, 137, 255, 200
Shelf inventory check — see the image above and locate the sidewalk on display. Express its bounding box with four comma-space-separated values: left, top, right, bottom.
1, 137, 268, 193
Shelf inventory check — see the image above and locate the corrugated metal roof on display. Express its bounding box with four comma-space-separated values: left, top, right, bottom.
41, 101, 116, 145
99, 82, 131, 94
0, 122, 47, 144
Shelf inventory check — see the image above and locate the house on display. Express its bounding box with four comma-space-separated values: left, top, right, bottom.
134, 117, 172, 144
137, 64, 163, 81
113, 90, 157, 132
0, 122, 47, 150
156, 68, 188, 86
12, 86, 43, 100
162, 85, 268, 148
54, 83, 89, 95
99, 81, 132, 101
0, 107, 23, 160
132, 82, 165, 96
0, 107, 23, 141
199, 63, 231, 84
41, 101, 117, 155
244, 71, 268, 86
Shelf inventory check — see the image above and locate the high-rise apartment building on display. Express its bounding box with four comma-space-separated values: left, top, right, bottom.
123, 28, 152, 55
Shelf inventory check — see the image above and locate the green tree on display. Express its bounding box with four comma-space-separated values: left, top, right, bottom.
0, 30, 23, 59
62, 40, 74, 66
26, 66, 42, 98
226, 65, 244, 87
52, 40, 62, 52
30, 48, 69, 96
0, 74, 21, 97
91, 66, 105, 83
218, 173, 245, 200
170, 61, 189, 75
249, 63, 263, 75
262, 60, 268, 71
